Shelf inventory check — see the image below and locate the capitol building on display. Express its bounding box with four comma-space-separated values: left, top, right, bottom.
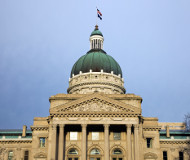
0, 25, 190, 160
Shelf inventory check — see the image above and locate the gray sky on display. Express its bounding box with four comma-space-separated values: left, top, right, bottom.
0, 0, 190, 129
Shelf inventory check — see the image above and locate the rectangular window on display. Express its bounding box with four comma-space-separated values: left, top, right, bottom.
39, 137, 45, 147
92, 132, 99, 140
179, 152, 183, 160
113, 132, 121, 140
24, 151, 29, 160
163, 151, 167, 160
70, 132, 78, 140
146, 138, 152, 148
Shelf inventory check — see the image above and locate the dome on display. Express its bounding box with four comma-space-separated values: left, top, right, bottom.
90, 25, 103, 37
70, 49, 122, 77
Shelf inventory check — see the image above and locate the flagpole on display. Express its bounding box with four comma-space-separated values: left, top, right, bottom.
96, 7, 97, 26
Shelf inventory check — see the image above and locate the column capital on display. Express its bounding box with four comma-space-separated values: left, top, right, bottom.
59, 124, 65, 128
81, 124, 87, 128
104, 124, 110, 130
126, 124, 132, 128
52, 124, 57, 129
133, 124, 139, 130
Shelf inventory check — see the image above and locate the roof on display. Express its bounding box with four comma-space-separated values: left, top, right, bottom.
70, 49, 122, 77
90, 25, 103, 37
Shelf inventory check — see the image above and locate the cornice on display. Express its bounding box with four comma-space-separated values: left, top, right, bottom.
67, 81, 126, 93
50, 112, 141, 118
160, 140, 190, 145
143, 126, 161, 131
49, 93, 142, 101
0, 139, 32, 144
30, 126, 49, 131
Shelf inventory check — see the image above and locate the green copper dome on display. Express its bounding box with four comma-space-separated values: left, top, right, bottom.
70, 49, 122, 77
90, 25, 103, 37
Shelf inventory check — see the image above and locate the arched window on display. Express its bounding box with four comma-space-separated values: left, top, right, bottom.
67, 148, 79, 160
112, 149, 123, 160
8, 151, 13, 160
89, 148, 101, 160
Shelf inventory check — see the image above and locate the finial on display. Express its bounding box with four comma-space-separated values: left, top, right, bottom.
95, 25, 99, 30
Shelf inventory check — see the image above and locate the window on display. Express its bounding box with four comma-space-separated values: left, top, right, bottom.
90, 148, 101, 160
112, 149, 123, 160
24, 151, 29, 160
163, 151, 167, 160
8, 151, 13, 160
70, 132, 78, 140
69, 149, 78, 155
39, 137, 45, 147
179, 152, 183, 160
114, 132, 121, 140
146, 138, 152, 148
68, 148, 79, 160
92, 132, 99, 140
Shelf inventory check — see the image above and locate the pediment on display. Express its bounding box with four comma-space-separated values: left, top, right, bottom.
50, 94, 141, 114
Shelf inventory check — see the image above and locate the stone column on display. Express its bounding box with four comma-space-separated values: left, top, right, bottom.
134, 124, 139, 160
104, 124, 110, 160
51, 124, 57, 160
126, 124, 132, 160
58, 124, 65, 160
82, 124, 87, 160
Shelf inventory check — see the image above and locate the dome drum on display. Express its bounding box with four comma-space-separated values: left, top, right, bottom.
68, 71, 125, 94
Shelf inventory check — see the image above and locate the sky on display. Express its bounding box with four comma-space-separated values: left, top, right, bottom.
0, 0, 190, 129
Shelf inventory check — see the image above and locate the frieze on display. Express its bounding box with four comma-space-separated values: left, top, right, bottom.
59, 98, 133, 112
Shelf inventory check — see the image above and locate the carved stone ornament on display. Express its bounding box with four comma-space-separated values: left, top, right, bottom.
58, 98, 133, 112
34, 152, 47, 158
0, 148, 6, 160
144, 152, 158, 159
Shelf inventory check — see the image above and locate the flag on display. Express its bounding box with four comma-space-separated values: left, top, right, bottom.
97, 8, 102, 20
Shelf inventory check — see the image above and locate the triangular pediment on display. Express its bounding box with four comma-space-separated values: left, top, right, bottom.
50, 94, 141, 114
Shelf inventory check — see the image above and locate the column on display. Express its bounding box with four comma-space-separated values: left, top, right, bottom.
51, 124, 57, 160
58, 124, 65, 160
82, 124, 87, 160
134, 124, 139, 160
126, 124, 132, 160
104, 124, 110, 160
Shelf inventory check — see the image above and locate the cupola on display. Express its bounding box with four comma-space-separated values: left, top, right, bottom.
68, 25, 125, 94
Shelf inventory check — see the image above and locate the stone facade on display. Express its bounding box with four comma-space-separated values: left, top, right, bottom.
0, 25, 190, 160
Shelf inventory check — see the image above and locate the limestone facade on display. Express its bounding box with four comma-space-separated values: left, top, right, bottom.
0, 25, 190, 160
